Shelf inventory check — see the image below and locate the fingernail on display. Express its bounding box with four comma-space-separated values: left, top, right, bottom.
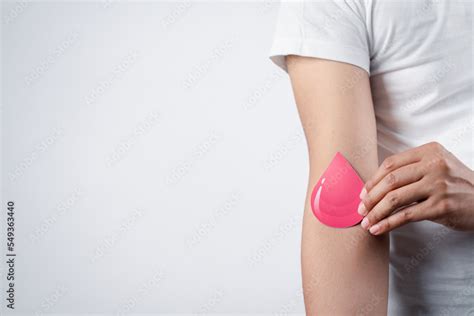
361, 217, 369, 230
357, 202, 367, 216
359, 187, 367, 200
369, 224, 380, 235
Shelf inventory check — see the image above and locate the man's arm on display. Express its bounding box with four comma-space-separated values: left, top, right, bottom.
287, 55, 389, 315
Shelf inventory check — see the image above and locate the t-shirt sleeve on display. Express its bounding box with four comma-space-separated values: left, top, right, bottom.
269, 0, 371, 74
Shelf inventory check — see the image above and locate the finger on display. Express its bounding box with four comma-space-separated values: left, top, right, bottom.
367, 201, 429, 235
361, 180, 430, 230
362, 147, 425, 195
358, 163, 425, 215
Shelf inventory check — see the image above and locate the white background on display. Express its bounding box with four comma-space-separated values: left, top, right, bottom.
1, 1, 308, 314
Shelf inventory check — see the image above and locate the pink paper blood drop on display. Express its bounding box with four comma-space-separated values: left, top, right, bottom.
310, 152, 364, 228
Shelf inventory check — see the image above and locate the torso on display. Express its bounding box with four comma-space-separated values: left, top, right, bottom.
366, 1, 474, 313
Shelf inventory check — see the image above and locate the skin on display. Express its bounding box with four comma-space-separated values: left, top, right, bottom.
287, 55, 389, 315
358, 142, 474, 234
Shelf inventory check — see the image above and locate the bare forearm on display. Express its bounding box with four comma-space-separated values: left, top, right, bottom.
302, 152, 389, 315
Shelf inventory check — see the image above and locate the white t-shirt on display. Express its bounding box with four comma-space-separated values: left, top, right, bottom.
269, 0, 474, 314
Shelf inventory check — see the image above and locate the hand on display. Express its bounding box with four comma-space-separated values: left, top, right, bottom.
357, 142, 474, 235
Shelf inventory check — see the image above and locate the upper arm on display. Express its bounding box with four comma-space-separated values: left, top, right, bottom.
287, 55, 389, 315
